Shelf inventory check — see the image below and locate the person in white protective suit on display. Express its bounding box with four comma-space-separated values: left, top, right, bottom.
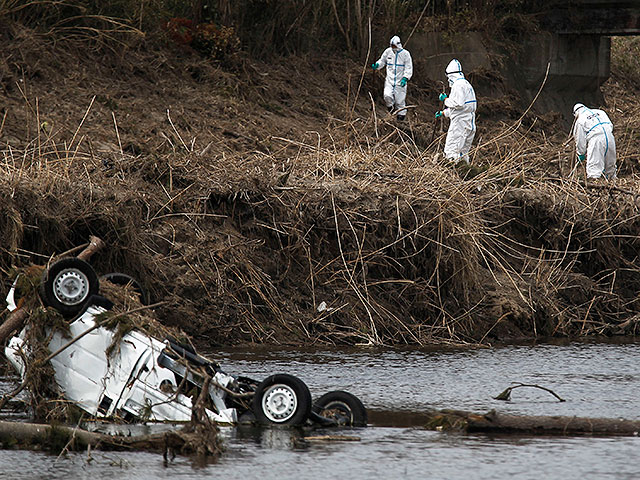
572, 103, 616, 180
435, 59, 477, 163
372, 35, 413, 121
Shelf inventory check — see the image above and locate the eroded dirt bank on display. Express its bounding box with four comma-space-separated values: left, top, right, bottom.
1, 24, 640, 347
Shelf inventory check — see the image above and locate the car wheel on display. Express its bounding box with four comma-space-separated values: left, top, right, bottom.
39, 257, 99, 317
100, 272, 148, 305
252, 374, 312, 426
312, 390, 368, 427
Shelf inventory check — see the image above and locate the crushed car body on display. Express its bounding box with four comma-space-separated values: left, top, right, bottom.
3, 256, 368, 428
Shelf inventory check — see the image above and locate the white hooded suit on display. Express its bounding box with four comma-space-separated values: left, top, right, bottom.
442, 59, 477, 163
374, 36, 413, 118
572, 103, 616, 179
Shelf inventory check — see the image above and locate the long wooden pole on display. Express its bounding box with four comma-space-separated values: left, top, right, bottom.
0, 419, 192, 453
427, 409, 640, 437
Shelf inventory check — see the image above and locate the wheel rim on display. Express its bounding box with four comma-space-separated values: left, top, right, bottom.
261, 383, 298, 423
53, 268, 90, 306
320, 401, 353, 425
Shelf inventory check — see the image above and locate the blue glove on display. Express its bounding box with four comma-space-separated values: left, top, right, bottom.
400, 77, 407, 87
372, 62, 379, 70
439, 93, 447, 101
577, 154, 586, 162
435, 111, 443, 118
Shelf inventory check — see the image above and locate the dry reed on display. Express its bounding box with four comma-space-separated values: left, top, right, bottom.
0, 32, 639, 349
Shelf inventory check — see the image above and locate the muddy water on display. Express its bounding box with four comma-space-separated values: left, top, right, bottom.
2, 340, 640, 479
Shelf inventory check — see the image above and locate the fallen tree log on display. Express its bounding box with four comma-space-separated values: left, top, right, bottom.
0, 309, 28, 347
426, 409, 640, 436
0, 419, 214, 456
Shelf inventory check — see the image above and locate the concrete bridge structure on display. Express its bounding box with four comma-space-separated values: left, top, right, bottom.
520, 0, 640, 114
543, 0, 640, 35
411, 1, 640, 118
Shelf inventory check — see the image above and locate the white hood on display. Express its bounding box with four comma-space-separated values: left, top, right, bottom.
573, 103, 586, 116
445, 58, 464, 84
390, 35, 402, 50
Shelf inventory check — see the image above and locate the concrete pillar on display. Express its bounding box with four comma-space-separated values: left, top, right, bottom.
409, 30, 611, 119
408, 31, 492, 84
513, 32, 611, 116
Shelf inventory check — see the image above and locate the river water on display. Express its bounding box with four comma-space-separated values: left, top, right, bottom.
1, 340, 640, 479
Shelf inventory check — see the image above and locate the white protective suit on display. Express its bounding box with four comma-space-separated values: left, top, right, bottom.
442, 59, 477, 163
572, 103, 616, 179
374, 35, 413, 119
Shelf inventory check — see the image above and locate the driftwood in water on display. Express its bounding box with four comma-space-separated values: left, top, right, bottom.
0, 419, 217, 456
494, 383, 565, 402
426, 409, 640, 436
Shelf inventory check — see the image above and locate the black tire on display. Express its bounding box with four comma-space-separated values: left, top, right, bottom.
312, 390, 368, 427
252, 374, 312, 426
39, 257, 99, 317
100, 272, 148, 305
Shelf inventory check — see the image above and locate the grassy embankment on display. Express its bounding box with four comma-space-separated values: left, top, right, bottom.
0, 3, 640, 348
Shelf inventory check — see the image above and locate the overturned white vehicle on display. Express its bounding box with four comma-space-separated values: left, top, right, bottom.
4, 257, 367, 428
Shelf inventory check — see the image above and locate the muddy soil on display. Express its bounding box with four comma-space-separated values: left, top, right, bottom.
0, 22, 639, 348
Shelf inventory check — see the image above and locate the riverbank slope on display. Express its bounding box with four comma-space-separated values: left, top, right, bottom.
1, 21, 639, 347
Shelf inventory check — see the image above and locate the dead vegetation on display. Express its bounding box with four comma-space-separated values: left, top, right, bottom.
0, 22, 639, 349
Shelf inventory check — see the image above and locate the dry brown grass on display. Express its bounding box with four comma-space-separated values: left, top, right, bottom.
0, 30, 639, 349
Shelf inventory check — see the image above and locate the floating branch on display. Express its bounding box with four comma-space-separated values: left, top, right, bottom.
494, 383, 565, 402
